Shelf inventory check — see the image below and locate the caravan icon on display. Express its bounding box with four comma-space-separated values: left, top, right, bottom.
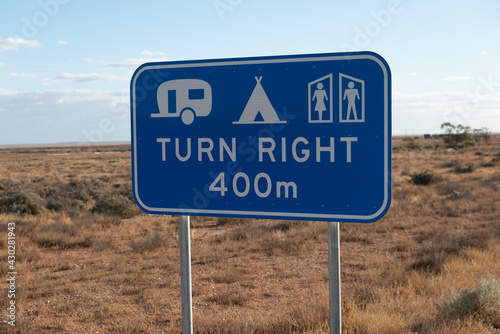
153, 79, 212, 125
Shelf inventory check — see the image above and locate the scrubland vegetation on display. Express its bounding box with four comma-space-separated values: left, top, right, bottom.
0, 136, 499, 333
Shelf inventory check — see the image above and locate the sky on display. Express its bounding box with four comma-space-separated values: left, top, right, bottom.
0, 0, 499, 146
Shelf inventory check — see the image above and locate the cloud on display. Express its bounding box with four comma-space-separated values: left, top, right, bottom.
440, 76, 472, 82
141, 50, 164, 56
0, 37, 41, 51
0, 88, 130, 145
393, 90, 500, 135
7, 73, 38, 79
102, 57, 170, 69
40, 72, 128, 85
57, 40, 68, 45
0, 88, 18, 95
0, 63, 7, 67
393, 90, 500, 119
480, 51, 488, 55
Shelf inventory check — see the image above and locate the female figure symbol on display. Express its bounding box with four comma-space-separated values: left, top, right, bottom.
312, 82, 328, 121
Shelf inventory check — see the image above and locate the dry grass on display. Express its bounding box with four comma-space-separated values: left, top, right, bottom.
0, 137, 499, 333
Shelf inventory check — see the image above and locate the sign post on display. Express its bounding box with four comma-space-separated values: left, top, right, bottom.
179, 215, 193, 334
328, 222, 341, 334
131, 51, 391, 333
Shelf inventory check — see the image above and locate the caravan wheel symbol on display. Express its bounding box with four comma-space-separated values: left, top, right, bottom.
152, 79, 212, 125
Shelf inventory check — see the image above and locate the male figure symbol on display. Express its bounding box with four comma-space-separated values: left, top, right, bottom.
343, 81, 360, 121
339, 73, 365, 123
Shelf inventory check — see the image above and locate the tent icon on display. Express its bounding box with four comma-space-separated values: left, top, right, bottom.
233, 76, 287, 124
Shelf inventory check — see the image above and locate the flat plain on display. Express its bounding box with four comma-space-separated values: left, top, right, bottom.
0, 136, 499, 333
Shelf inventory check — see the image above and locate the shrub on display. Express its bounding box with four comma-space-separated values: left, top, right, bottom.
392, 145, 408, 152
410, 170, 441, 186
441, 122, 474, 149
472, 127, 491, 144
0, 189, 46, 215
70, 178, 107, 202
91, 195, 141, 218
0, 179, 23, 191
46, 196, 85, 213
454, 163, 475, 174
439, 276, 500, 328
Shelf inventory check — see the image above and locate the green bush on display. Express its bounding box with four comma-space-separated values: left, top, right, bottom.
441, 123, 474, 149
91, 195, 141, 218
0, 190, 46, 215
439, 276, 500, 327
410, 170, 441, 186
454, 163, 475, 174
70, 178, 107, 202
46, 195, 86, 213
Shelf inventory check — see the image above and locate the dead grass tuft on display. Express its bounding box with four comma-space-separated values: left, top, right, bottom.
207, 290, 251, 306
31, 215, 92, 249
412, 229, 492, 273
196, 293, 329, 334
128, 231, 169, 253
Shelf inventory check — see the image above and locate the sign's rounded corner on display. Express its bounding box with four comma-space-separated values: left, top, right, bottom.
364, 51, 392, 77
131, 189, 155, 215
366, 197, 392, 224
131, 63, 149, 84
130, 61, 163, 88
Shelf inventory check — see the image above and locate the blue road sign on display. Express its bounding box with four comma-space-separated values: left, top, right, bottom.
131, 52, 391, 223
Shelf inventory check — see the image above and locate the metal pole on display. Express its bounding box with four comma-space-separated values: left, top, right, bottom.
328, 222, 342, 334
179, 215, 193, 334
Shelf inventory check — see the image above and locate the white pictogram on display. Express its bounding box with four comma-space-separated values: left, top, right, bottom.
308, 74, 333, 123
153, 79, 212, 125
233, 76, 286, 124
339, 73, 365, 123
